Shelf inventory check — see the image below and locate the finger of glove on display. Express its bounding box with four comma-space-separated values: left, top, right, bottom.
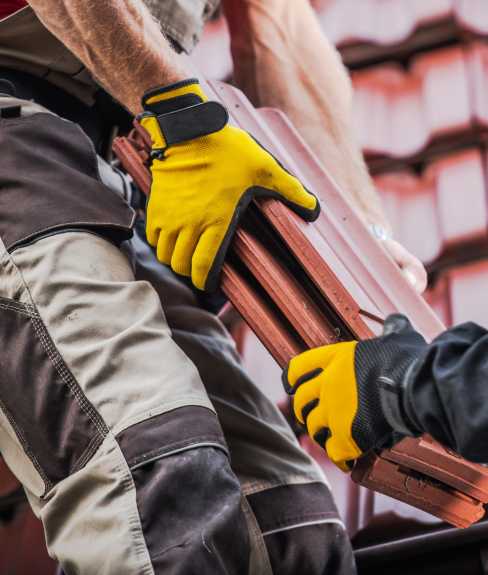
325, 435, 362, 474
191, 226, 226, 291
383, 314, 427, 346
305, 403, 330, 442
283, 344, 344, 393
273, 169, 319, 221
156, 230, 178, 265
293, 377, 322, 425
171, 228, 201, 278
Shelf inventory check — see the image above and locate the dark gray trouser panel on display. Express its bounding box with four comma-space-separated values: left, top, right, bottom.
246, 483, 356, 575
0, 110, 135, 251
117, 407, 250, 574
265, 524, 356, 575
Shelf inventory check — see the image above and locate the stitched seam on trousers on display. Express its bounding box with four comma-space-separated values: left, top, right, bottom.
241, 478, 323, 497
128, 441, 229, 471
70, 433, 105, 474
0, 395, 52, 491
261, 518, 346, 537
256, 511, 340, 534
126, 435, 228, 469
113, 440, 156, 575
241, 495, 274, 575
112, 398, 216, 436
27, 308, 109, 439
0, 299, 31, 316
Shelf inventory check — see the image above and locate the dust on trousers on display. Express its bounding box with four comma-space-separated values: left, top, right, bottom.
0, 97, 356, 575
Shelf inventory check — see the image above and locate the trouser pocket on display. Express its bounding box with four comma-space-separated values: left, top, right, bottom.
0, 111, 135, 252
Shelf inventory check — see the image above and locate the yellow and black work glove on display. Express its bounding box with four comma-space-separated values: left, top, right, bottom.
282, 315, 428, 471
138, 79, 320, 291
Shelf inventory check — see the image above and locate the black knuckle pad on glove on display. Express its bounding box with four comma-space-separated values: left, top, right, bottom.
301, 399, 319, 422
282, 366, 323, 395
313, 427, 331, 447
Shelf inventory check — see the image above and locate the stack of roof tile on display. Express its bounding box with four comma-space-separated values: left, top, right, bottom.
315, 0, 488, 67
374, 147, 488, 268
351, 43, 488, 171
335, 3, 488, 342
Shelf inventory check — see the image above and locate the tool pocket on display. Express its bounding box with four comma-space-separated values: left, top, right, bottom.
0, 112, 135, 253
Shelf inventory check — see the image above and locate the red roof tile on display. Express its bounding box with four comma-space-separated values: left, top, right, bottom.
315, 0, 488, 66
375, 148, 488, 265
448, 259, 488, 327
352, 44, 488, 165
424, 259, 488, 329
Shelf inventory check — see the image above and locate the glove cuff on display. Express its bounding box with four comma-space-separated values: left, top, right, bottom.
142, 78, 207, 113
139, 78, 228, 151
378, 359, 422, 437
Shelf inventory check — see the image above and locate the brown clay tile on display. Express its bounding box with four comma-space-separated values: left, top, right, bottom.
351, 452, 486, 529
375, 148, 488, 266
314, 0, 488, 66
352, 44, 488, 165
447, 259, 488, 328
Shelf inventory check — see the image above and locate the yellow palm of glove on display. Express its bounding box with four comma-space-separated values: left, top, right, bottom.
139, 80, 318, 291
284, 342, 363, 472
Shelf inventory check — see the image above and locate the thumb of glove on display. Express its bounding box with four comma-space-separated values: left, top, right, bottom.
381, 313, 427, 355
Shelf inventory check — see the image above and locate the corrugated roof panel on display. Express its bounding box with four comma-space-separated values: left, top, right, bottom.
353, 45, 488, 163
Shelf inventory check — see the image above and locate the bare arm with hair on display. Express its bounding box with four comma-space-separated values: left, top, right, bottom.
223, 0, 386, 228
26, 0, 187, 113
223, 0, 427, 292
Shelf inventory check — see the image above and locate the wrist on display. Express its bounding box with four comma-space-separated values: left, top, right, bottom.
378, 360, 422, 437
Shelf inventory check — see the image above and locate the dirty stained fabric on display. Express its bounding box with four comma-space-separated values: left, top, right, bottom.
0, 96, 356, 574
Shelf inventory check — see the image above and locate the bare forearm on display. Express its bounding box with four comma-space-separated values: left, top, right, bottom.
224, 0, 389, 230
27, 0, 186, 114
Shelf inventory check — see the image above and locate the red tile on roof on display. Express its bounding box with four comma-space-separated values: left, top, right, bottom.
375, 148, 488, 265
315, 0, 488, 65
424, 259, 488, 329
448, 259, 488, 328
353, 44, 488, 164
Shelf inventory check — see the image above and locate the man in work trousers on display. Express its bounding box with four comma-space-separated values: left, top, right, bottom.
0, 0, 425, 573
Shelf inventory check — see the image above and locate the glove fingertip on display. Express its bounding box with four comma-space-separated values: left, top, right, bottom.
282, 364, 295, 395
289, 191, 321, 223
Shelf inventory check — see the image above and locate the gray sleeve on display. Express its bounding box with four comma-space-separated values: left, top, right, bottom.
143, 0, 220, 53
